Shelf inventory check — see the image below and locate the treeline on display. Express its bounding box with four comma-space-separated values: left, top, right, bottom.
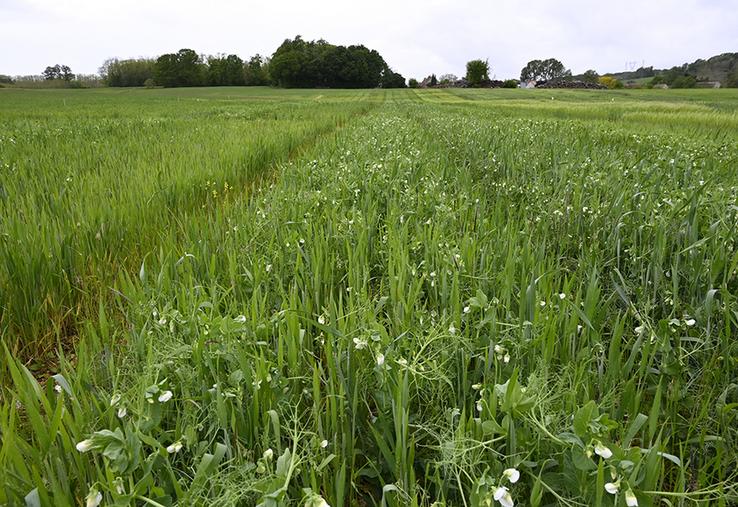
270, 36, 405, 88
97, 37, 405, 89
99, 51, 269, 88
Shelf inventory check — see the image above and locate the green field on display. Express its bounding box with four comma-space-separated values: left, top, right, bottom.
1, 87, 737, 506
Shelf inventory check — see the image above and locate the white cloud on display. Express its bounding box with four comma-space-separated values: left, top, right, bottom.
1, 0, 736, 78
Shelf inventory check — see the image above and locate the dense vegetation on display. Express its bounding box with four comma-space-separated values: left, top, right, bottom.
270, 36, 405, 88
1, 87, 737, 506
608, 53, 738, 88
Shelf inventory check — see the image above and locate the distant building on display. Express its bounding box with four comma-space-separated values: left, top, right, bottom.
520, 80, 537, 89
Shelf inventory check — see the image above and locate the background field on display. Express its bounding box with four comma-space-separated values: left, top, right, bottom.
1, 87, 737, 506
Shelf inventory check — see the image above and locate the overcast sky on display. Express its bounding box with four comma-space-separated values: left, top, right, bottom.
1, 0, 737, 79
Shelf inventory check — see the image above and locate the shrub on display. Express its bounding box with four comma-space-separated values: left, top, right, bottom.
598, 76, 623, 89
502, 79, 518, 88
671, 75, 697, 88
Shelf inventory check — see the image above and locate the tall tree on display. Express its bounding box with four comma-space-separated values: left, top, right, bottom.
100, 58, 155, 87
465, 59, 490, 87
244, 55, 270, 85
154, 49, 206, 87
520, 58, 571, 82
269, 36, 393, 88
43, 64, 61, 80
60, 65, 75, 81
582, 69, 599, 84
208, 54, 244, 86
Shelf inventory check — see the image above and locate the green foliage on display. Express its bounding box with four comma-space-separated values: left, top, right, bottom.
100, 58, 156, 87
381, 68, 406, 88
269, 36, 401, 88
502, 79, 518, 88
408, 78, 419, 88
42, 64, 75, 81
207, 54, 245, 86
598, 75, 624, 89
154, 49, 207, 87
465, 59, 490, 87
244, 54, 270, 86
727, 69, 738, 88
671, 75, 697, 88
582, 69, 599, 84
520, 58, 571, 82
1, 87, 738, 506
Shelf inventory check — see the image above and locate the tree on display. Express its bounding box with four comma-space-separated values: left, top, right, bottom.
100, 58, 155, 87
244, 55, 270, 86
465, 59, 490, 87
269, 36, 392, 88
43, 64, 61, 80
439, 73, 458, 85
582, 69, 599, 84
520, 58, 571, 82
60, 65, 74, 81
726, 69, 738, 88
598, 76, 623, 89
380, 67, 406, 88
408, 78, 419, 88
207, 54, 244, 86
154, 49, 206, 87
671, 75, 696, 88
421, 74, 438, 87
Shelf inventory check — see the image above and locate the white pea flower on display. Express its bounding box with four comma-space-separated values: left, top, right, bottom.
317, 315, 326, 325
396, 358, 408, 367
448, 323, 456, 335
625, 489, 638, 506
158, 390, 173, 403
265, 264, 272, 272
605, 482, 620, 494
117, 406, 127, 418
54, 384, 63, 393
376, 353, 385, 366
463, 306, 471, 314
503, 467, 520, 483
85, 487, 102, 507
320, 439, 329, 448
494, 486, 514, 507
503, 353, 510, 364
634, 325, 644, 334
353, 337, 368, 350
76, 439, 94, 453
110, 393, 121, 406
594, 441, 613, 459
263, 448, 273, 460
559, 293, 566, 300
235, 315, 247, 323
685, 318, 696, 327
167, 441, 183, 454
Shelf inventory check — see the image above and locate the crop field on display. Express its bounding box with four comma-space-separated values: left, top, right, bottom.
1, 87, 737, 506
